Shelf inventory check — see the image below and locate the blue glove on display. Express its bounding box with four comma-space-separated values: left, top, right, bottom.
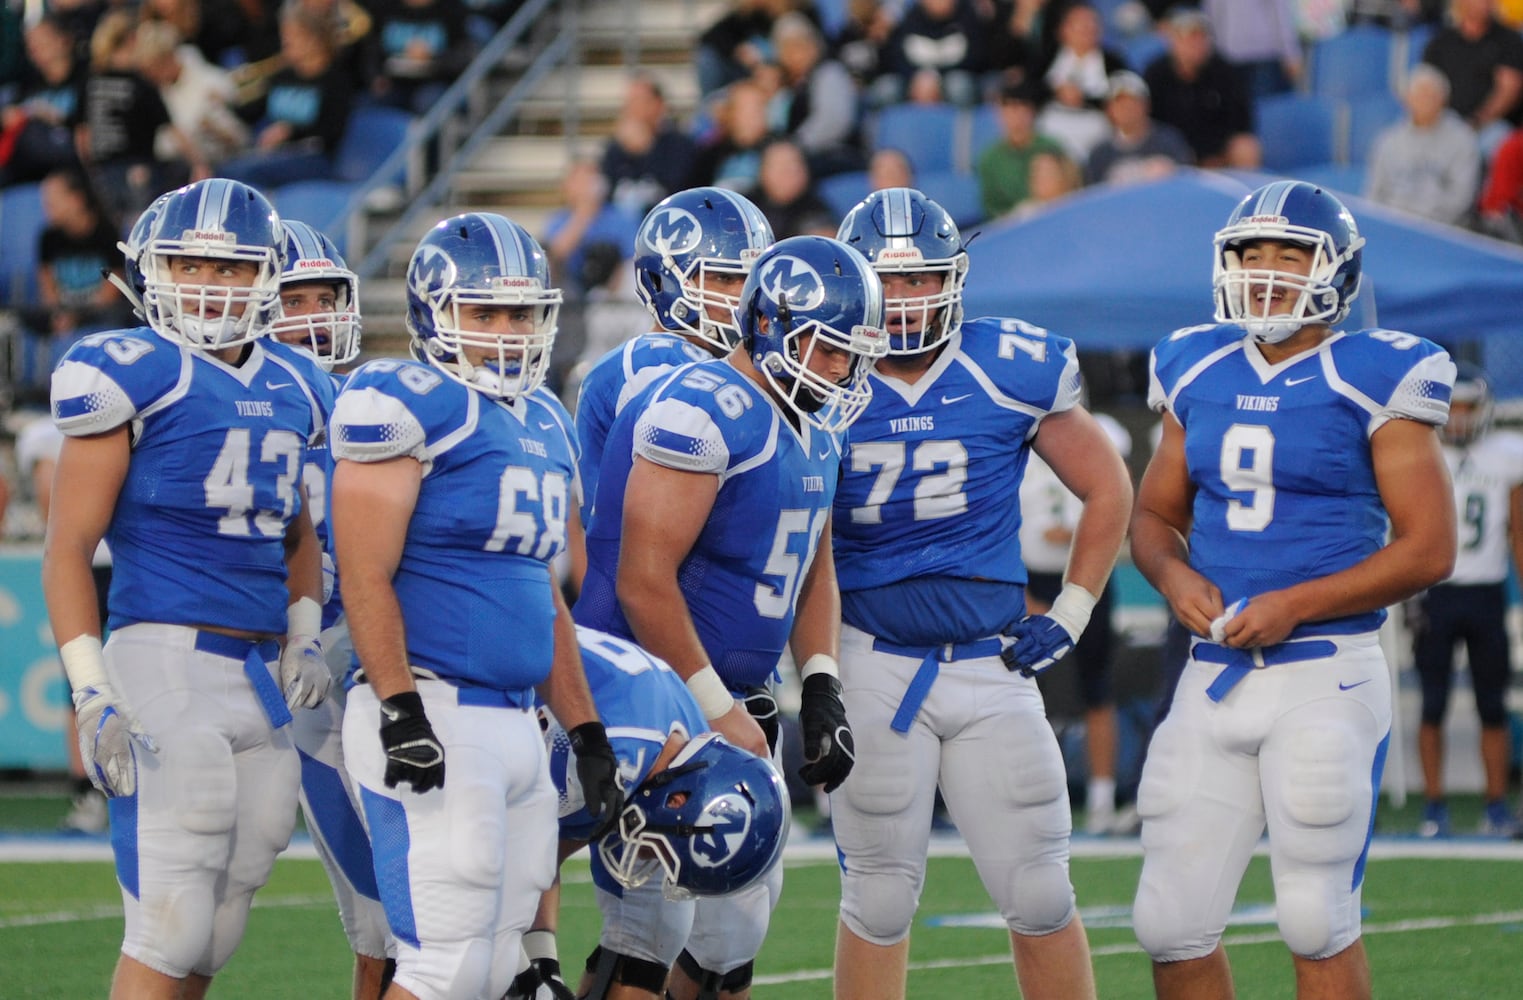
1001, 615, 1077, 678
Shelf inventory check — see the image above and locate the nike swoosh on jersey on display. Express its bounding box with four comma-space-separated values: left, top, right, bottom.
818, 447, 833, 460
1338, 679, 1372, 691
941, 393, 973, 404
538, 421, 555, 430
1285, 375, 1317, 386
265, 380, 293, 390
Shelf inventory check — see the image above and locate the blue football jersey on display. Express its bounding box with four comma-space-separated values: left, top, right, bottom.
832, 318, 1081, 643
51, 329, 333, 634
548, 626, 709, 841
1149, 324, 1453, 637
575, 358, 843, 690
574, 332, 709, 526
295, 368, 345, 629
330, 359, 580, 691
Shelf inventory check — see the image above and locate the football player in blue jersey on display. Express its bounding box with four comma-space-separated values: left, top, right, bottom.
574, 235, 888, 999
268, 219, 390, 999
1130, 180, 1457, 1000
41, 178, 335, 1000
830, 187, 1131, 1000
506, 625, 791, 1000
329, 212, 624, 1000
574, 186, 773, 528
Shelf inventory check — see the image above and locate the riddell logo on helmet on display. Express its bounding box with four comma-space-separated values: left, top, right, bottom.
877, 248, 925, 263
1244, 215, 1288, 226
492, 276, 538, 289
295, 258, 334, 270
185, 230, 235, 243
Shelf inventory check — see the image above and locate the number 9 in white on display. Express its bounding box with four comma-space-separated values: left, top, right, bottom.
1220, 423, 1275, 532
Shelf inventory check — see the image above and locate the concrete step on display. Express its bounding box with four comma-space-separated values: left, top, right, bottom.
453, 135, 605, 194
515, 63, 699, 124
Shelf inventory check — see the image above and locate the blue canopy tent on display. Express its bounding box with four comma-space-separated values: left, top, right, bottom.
961, 169, 1523, 395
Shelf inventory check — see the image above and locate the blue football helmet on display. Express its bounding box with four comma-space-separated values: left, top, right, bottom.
270, 220, 361, 370
835, 187, 967, 355
405, 212, 562, 399
597, 733, 790, 899
112, 190, 174, 321
634, 187, 773, 354
140, 179, 285, 350
736, 236, 889, 433
1213, 180, 1364, 344
1444, 361, 1492, 446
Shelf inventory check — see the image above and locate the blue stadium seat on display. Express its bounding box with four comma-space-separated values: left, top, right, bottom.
1257, 93, 1340, 172
814, 0, 850, 40
1308, 24, 1395, 99
871, 103, 960, 176
1346, 92, 1404, 165
968, 103, 1003, 168
0, 182, 45, 306
817, 171, 869, 219
335, 105, 415, 185
1120, 31, 1168, 74
916, 169, 985, 229
1403, 23, 1436, 72
1293, 163, 1367, 198
272, 180, 362, 253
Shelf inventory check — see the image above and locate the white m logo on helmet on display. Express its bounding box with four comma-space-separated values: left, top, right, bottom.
759, 256, 826, 310
647, 208, 703, 255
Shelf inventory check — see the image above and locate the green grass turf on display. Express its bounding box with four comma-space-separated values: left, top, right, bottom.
2, 854, 1520, 998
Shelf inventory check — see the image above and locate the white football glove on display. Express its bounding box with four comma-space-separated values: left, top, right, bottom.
282, 597, 331, 710
74, 685, 157, 798
61, 635, 156, 798
280, 634, 331, 710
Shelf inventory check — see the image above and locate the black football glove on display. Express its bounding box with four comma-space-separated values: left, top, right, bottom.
742, 685, 781, 755
506, 957, 575, 1000
379, 692, 445, 793
570, 721, 625, 839
798, 673, 855, 792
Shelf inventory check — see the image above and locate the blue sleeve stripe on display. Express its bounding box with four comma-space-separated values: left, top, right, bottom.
341, 424, 392, 444
645, 426, 702, 456
55, 396, 95, 420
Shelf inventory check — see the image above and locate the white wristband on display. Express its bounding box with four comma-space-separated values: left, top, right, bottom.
799, 653, 839, 681
288, 596, 322, 639
685, 665, 735, 720
1048, 582, 1098, 642
59, 634, 108, 693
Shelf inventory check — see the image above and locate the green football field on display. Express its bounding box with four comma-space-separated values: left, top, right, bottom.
2, 832, 1522, 999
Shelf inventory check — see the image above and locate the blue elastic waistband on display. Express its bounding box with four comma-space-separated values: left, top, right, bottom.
1193, 639, 1339, 702
873, 636, 1006, 734
194, 630, 281, 662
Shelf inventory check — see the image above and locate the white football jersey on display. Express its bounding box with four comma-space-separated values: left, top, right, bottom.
1445, 430, 1523, 584
1017, 412, 1132, 574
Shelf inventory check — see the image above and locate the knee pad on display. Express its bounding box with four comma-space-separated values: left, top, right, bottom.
840, 864, 921, 945
1000, 861, 1077, 937
1131, 881, 1220, 963
581, 945, 670, 999
1273, 872, 1361, 959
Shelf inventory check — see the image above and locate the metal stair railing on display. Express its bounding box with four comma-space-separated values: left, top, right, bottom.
339, 0, 577, 277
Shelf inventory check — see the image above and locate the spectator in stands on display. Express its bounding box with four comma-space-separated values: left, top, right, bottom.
1365, 63, 1482, 225
286, 0, 375, 82
868, 145, 915, 189
74, 9, 207, 226
220, 7, 353, 191
695, 0, 822, 97
870, 0, 988, 108
1010, 146, 1081, 218
1083, 69, 1192, 185
772, 11, 863, 177
367, 0, 474, 114
1200, 0, 1303, 98
34, 167, 128, 341
1478, 120, 1523, 239
1420, 0, 1523, 152
600, 71, 698, 218
0, 17, 85, 187
688, 77, 774, 193
1035, 2, 1127, 165
134, 20, 249, 170
1143, 7, 1260, 169
976, 75, 1067, 218
196, 0, 282, 69
751, 135, 835, 236
544, 157, 641, 301
832, 0, 894, 89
